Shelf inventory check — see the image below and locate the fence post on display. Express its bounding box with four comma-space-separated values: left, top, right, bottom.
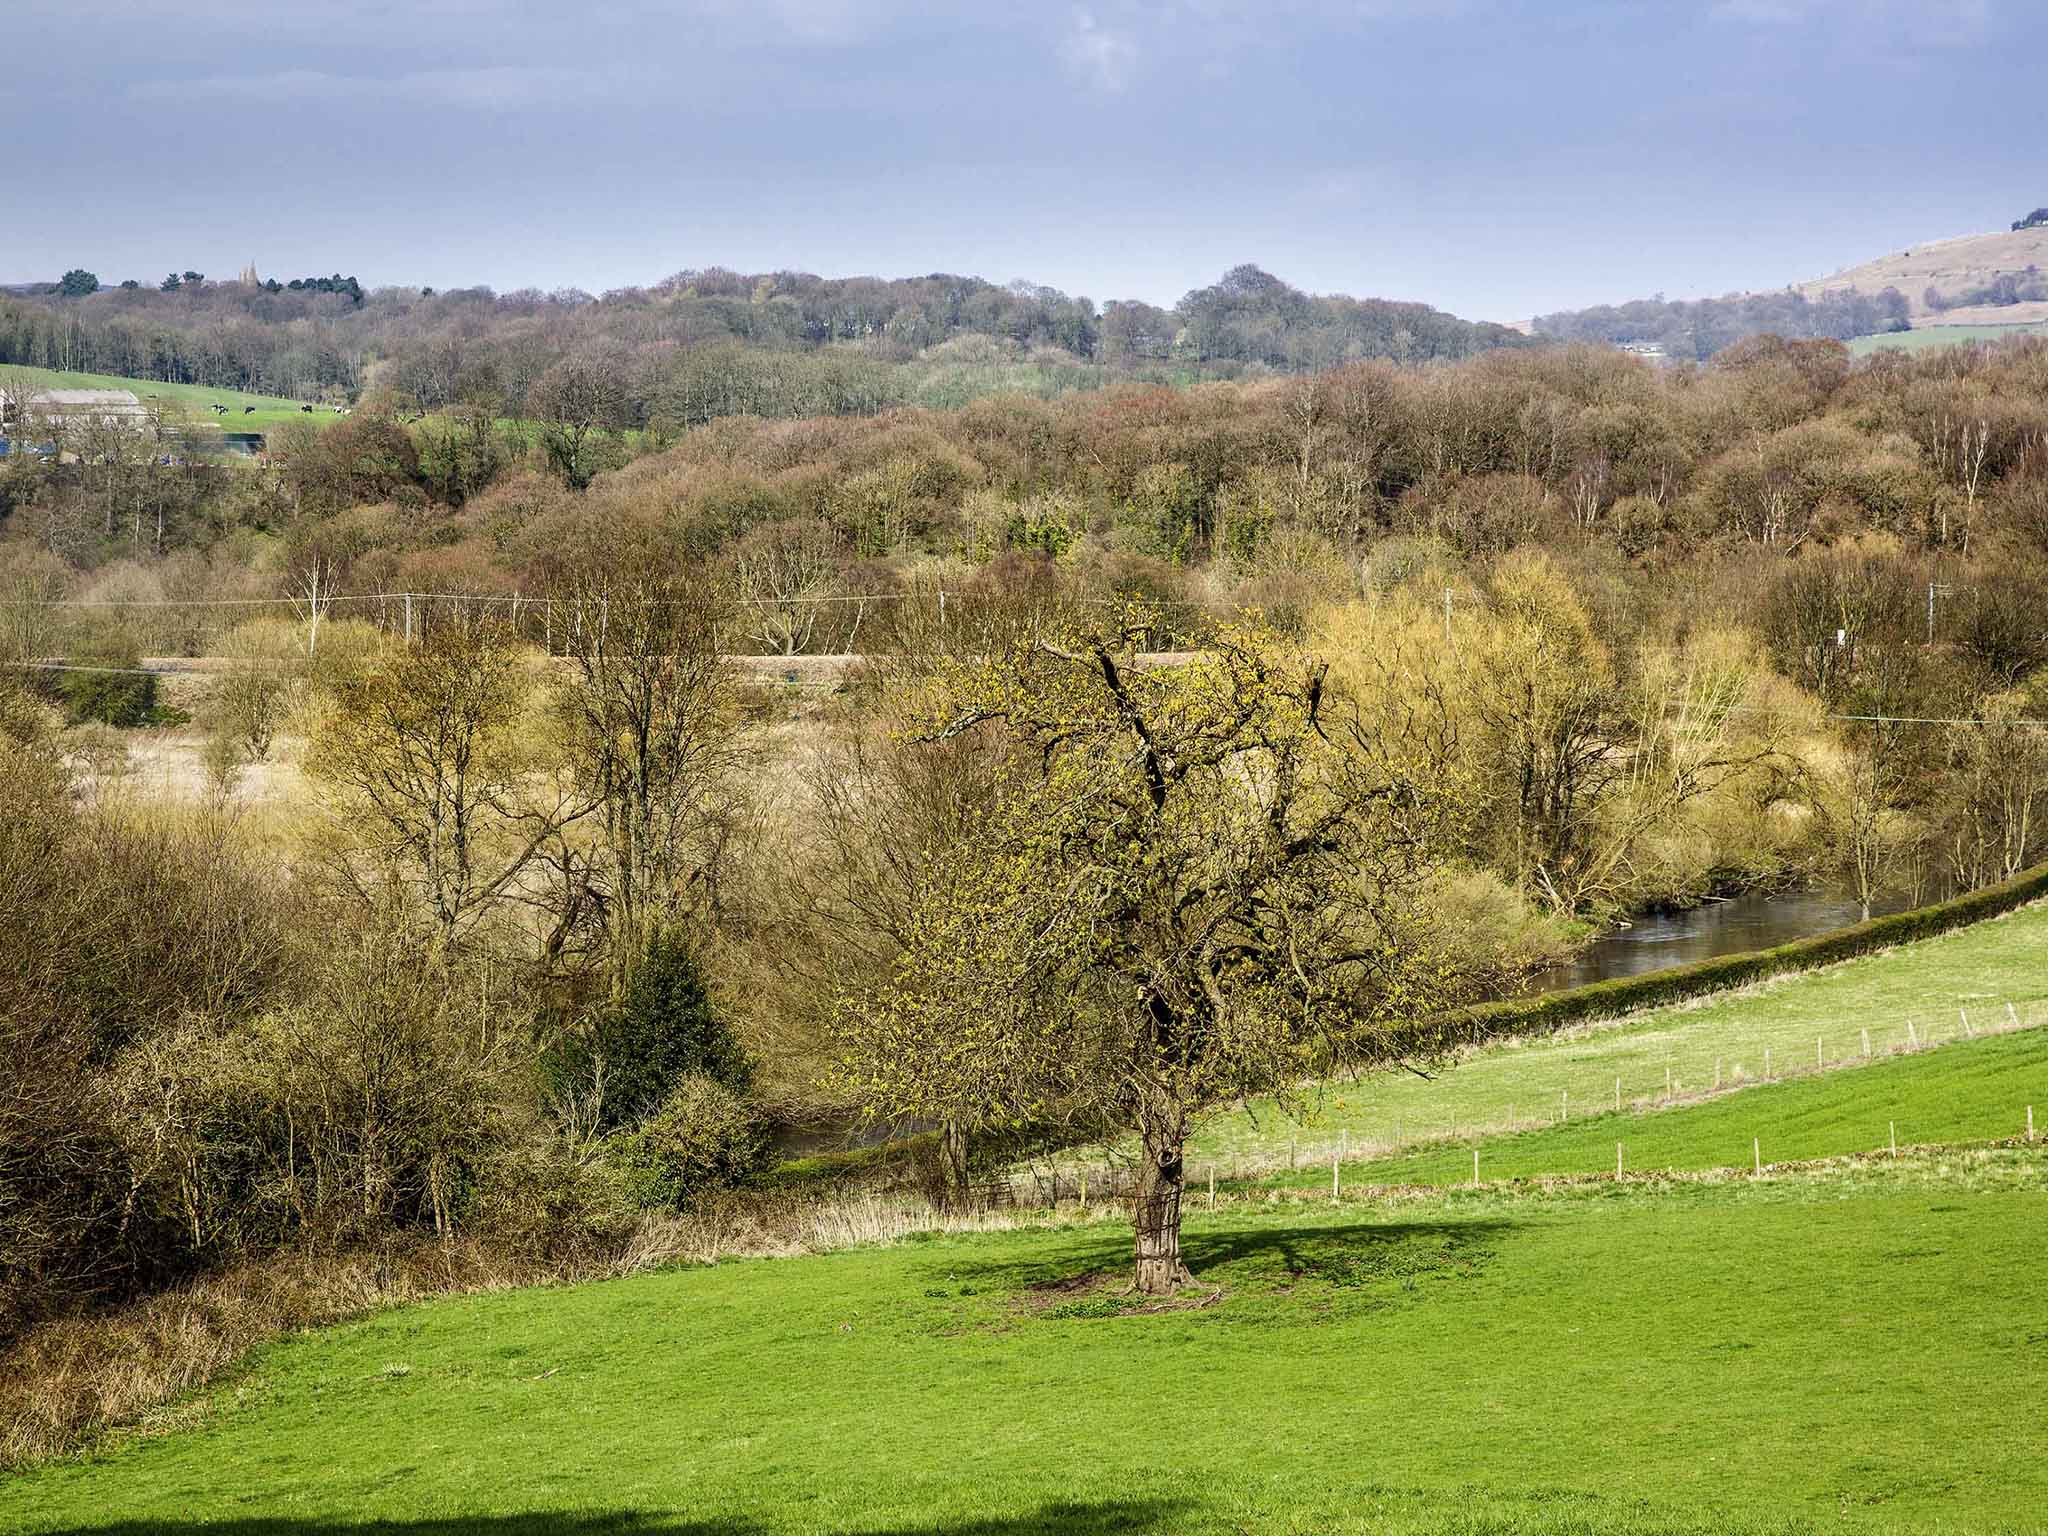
1331, 1147, 1340, 1200
1664, 1065, 1672, 1101
403, 591, 413, 645
1715, 1058, 1722, 1089
1817, 1036, 1823, 1070
1616, 1142, 1623, 1179
1861, 1028, 1870, 1057
1615, 1077, 1621, 1112
1907, 1020, 1918, 1049
1753, 1138, 1761, 1176
1890, 1121, 1897, 1158
1960, 1008, 1972, 1039
1764, 1047, 1771, 1081
1473, 1147, 1480, 1186
1561, 1089, 1569, 1122
1289, 1136, 1296, 1171
1207, 1166, 1215, 1208
2028, 1106, 2035, 1143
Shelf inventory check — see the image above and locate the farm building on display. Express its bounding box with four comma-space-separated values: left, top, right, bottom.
6, 387, 156, 431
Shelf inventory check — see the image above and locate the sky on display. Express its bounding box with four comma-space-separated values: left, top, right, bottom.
3, 0, 2044, 322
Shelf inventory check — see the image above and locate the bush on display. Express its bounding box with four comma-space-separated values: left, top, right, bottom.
59, 659, 156, 727
616, 1075, 770, 1209
548, 929, 750, 1131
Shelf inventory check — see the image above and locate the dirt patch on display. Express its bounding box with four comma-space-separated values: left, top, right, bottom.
1014, 1270, 1225, 1319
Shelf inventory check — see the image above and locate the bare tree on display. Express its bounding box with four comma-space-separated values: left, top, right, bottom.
554, 553, 754, 983
729, 519, 843, 656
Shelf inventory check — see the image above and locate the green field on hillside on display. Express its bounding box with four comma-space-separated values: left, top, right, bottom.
11, 1153, 2046, 1535
1186, 901, 2048, 1169
1268, 1020, 2046, 1191
0, 364, 322, 430
1846, 322, 2048, 356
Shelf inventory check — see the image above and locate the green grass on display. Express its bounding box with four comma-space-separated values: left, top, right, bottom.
0, 363, 320, 430
10, 1155, 2047, 1535
1186, 901, 2048, 1168
1272, 1020, 2047, 1190
1846, 322, 2048, 356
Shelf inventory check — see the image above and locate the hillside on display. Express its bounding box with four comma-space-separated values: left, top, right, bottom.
0, 364, 325, 433
1535, 219, 2048, 356
1795, 224, 2048, 325
0, 264, 1532, 433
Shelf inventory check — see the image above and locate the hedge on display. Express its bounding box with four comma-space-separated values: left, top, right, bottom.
1455, 862, 2048, 1043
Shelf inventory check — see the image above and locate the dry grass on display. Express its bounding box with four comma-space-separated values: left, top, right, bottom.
1792, 224, 2048, 318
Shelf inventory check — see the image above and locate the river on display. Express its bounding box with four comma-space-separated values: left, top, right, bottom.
1525, 887, 1903, 994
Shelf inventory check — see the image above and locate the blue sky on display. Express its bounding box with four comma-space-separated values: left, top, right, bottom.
3, 0, 2042, 320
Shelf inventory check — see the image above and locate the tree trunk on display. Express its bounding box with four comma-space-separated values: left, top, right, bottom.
1132, 1122, 1189, 1295
938, 1118, 971, 1212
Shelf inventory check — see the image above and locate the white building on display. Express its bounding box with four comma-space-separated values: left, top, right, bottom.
22, 388, 156, 430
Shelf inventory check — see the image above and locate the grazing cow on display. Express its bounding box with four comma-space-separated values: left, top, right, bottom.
244, 406, 257, 414
300, 404, 313, 413
210, 404, 228, 415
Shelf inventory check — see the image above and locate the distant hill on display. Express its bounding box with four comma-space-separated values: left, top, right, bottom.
1792, 225, 2048, 327
1535, 220, 2048, 359
0, 263, 1532, 432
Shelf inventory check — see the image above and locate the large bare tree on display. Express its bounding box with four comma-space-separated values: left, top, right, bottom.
834, 616, 1467, 1294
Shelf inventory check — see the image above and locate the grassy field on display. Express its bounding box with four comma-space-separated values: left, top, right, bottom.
1184, 900, 2048, 1169
0, 364, 320, 430
9, 911, 2048, 1532
1846, 322, 2048, 356
1266, 1019, 2046, 1190
10, 1152, 2046, 1535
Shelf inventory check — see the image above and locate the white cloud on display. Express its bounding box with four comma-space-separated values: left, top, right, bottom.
1062, 10, 1141, 91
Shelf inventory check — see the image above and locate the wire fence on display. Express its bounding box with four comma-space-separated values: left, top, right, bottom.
4, 586, 1204, 669
968, 994, 2046, 1212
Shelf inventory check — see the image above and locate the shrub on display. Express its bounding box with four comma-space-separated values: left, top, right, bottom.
617, 1074, 770, 1209
59, 657, 156, 727
549, 929, 750, 1131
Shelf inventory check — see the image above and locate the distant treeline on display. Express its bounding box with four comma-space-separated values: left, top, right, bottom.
0, 263, 1531, 421
1926, 269, 2048, 312
1533, 286, 1912, 358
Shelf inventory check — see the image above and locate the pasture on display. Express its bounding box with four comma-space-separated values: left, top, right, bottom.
1845, 321, 2048, 356
1186, 899, 2048, 1169
8, 1152, 2045, 1535
1267, 1016, 2047, 1190
0, 364, 326, 431
10, 910, 2047, 1535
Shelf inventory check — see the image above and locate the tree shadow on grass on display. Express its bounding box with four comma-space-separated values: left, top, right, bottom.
923, 1217, 1519, 1293
55, 1499, 1184, 1536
